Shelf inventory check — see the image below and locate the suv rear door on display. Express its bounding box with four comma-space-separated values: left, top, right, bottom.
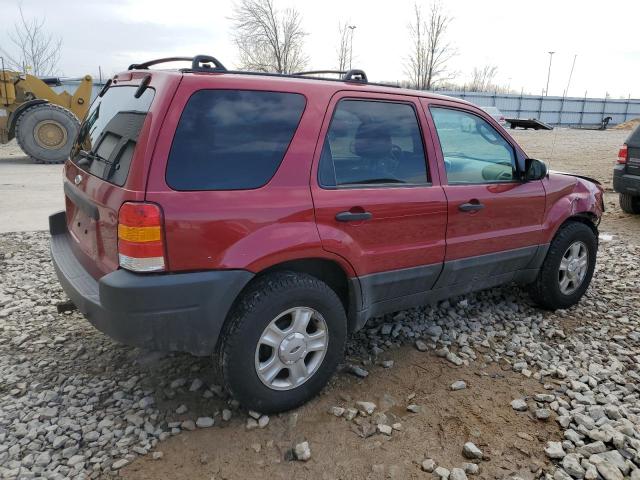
423, 99, 546, 288
64, 71, 180, 278
311, 91, 447, 307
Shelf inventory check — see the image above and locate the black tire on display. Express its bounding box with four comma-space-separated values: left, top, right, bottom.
528, 221, 598, 310
619, 193, 640, 214
15, 103, 80, 164
219, 271, 347, 413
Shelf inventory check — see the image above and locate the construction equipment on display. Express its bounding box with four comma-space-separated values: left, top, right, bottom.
0, 61, 92, 163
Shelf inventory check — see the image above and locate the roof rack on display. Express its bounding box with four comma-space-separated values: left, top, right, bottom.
127, 54, 395, 88
128, 55, 227, 72
293, 69, 368, 83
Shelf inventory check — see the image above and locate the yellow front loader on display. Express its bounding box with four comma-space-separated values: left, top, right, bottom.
0, 66, 92, 164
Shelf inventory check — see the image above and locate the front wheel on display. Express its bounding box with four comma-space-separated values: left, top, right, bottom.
528, 222, 598, 310
619, 193, 640, 214
219, 272, 347, 413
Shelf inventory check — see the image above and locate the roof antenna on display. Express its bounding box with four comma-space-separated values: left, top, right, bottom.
547, 54, 577, 171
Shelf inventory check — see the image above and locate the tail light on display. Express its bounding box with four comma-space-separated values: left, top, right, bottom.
618, 145, 628, 164
117, 202, 165, 272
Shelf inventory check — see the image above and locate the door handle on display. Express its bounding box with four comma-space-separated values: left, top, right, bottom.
335, 211, 373, 222
458, 201, 485, 212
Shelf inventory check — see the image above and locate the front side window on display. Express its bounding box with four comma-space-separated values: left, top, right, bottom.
430, 107, 516, 184
167, 90, 306, 191
318, 100, 429, 187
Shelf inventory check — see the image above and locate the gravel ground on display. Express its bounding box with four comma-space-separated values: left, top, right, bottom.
1, 232, 639, 479
1, 129, 640, 479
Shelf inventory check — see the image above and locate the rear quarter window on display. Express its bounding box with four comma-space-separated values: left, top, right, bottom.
166, 90, 306, 191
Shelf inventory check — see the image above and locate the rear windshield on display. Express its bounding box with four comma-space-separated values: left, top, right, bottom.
166, 90, 306, 191
71, 86, 154, 186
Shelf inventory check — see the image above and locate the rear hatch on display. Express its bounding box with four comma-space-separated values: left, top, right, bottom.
63, 71, 180, 279
626, 126, 640, 176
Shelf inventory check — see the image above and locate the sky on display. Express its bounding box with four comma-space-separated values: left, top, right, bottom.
1, 0, 639, 99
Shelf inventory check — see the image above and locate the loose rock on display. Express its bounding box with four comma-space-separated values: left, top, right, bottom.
451, 380, 467, 391
463, 442, 483, 460
294, 441, 311, 462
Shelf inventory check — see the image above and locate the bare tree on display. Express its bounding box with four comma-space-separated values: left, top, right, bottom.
336, 21, 351, 71
469, 64, 498, 92
230, 0, 308, 74
405, 2, 455, 90
0, 4, 61, 76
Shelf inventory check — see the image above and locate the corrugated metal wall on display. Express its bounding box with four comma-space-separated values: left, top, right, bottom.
52, 79, 640, 127
437, 90, 640, 127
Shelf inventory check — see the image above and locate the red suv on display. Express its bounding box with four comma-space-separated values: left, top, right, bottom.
50, 56, 604, 412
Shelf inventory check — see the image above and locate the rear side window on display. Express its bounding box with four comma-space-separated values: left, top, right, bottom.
71, 86, 155, 186
318, 99, 429, 187
166, 90, 306, 191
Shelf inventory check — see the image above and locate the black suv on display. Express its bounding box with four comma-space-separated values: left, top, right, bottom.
614, 124, 640, 214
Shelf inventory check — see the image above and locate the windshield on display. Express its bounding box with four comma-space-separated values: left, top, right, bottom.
71, 86, 155, 186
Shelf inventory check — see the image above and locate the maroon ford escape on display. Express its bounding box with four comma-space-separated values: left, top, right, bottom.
50, 56, 604, 412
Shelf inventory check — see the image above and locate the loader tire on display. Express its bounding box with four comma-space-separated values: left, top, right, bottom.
15, 103, 80, 164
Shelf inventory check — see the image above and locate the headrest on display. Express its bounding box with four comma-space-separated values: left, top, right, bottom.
354, 122, 391, 158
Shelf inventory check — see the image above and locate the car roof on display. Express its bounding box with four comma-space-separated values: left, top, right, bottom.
122, 67, 474, 108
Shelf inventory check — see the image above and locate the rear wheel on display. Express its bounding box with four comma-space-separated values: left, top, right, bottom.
529, 222, 598, 310
15, 103, 80, 164
219, 272, 347, 413
619, 193, 640, 214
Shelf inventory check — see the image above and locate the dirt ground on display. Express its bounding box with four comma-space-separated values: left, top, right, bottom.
124, 350, 558, 480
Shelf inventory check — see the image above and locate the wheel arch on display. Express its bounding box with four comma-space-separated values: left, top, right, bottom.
554, 212, 599, 240
8, 99, 48, 139
229, 257, 362, 335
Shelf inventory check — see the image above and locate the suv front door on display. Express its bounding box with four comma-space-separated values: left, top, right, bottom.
311, 92, 447, 311
424, 100, 547, 289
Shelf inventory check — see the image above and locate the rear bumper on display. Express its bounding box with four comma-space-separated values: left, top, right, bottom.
613, 165, 640, 196
49, 211, 253, 356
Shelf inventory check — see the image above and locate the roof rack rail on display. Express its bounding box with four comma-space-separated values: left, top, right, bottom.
128, 55, 227, 72
293, 69, 368, 83
293, 69, 346, 77
125, 56, 396, 88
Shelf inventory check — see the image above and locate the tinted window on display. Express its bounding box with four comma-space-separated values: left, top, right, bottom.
319, 100, 429, 187
167, 90, 305, 191
71, 86, 154, 186
430, 108, 516, 184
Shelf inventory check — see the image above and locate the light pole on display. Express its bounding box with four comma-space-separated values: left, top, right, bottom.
348, 25, 356, 69
545, 51, 555, 96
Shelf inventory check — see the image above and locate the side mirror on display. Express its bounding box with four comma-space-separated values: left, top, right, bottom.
524, 158, 548, 181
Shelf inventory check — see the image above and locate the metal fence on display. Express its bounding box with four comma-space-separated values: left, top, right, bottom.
436, 90, 640, 127
53, 78, 640, 128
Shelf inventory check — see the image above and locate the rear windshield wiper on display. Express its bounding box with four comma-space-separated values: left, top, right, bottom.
77, 149, 110, 167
